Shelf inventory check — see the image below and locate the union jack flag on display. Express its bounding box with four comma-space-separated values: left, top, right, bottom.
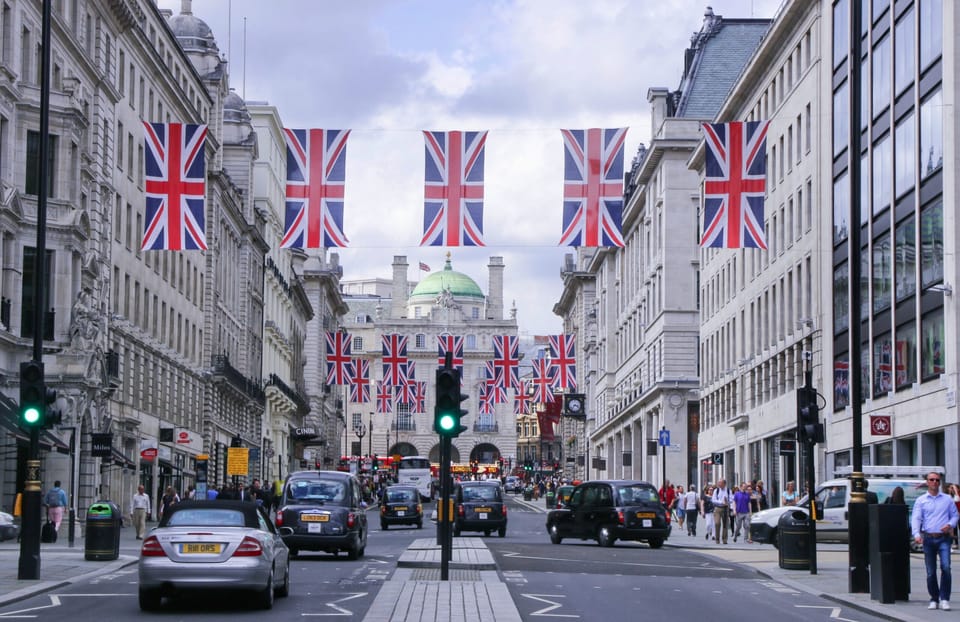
548, 334, 577, 390
560, 128, 627, 248
492, 335, 520, 391
484, 361, 508, 404
381, 334, 408, 386
530, 358, 556, 404
421, 130, 487, 247
396, 361, 417, 404
376, 380, 393, 414
348, 359, 370, 403
700, 121, 770, 249
437, 335, 464, 373
142, 122, 208, 251
325, 331, 353, 385
514, 381, 531, 415
478, 384, 495, 415
281, 128, 350, 249
412, 381, 427, 414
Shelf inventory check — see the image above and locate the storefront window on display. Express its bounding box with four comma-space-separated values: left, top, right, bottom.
894, 215, 916, 302
895, 322, 917, 389
921, 308, 944, 379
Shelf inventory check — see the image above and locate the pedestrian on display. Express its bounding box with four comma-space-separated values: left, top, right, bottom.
130, 484, 151, 539
911, 471, 958, 610
683, 485, 699, 536
43, 480, 68, 533
659, 480, 675, 525
885, 486, 906, 505
186, 484, 196, 500
711, 479, 732, 544
782, 480, 798, 506
206, 486, 219, 500
754, 480, 769, 511
701, 485, 715, 541
674, 485, 685, 528
948, 483, 960, 550
732, 482, 753, 543
159, 485, 180, 518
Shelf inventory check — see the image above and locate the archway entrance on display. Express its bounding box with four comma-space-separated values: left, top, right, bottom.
389, 442, 419, 457
470, 443, 500, 463
428, 444, 461, 463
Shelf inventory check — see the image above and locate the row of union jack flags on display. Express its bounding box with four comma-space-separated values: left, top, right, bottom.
326, 333, 577, 414
142, 121, 768, 252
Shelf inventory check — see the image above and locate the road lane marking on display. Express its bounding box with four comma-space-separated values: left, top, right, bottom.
302, 592, 367, 617
501, 551, 733, 571
521, 594, 579, 618
795, 605, 857, 621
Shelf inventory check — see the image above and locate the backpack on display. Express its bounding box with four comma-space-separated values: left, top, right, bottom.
45, 489, 61, 507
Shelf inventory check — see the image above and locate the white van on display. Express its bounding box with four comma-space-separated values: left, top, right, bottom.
749, 466, 936, 547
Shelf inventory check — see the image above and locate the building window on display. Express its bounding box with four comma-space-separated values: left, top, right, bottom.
834, 355, 850, 410
920, 89, 943, 179
871, 34, 891, 119
833, 0, 848, 69
415, 333, 426, 349
832, 82, 849, 158
832, 172, 849, 246
472, 307, 479, 319
873, 333, 893, 396
872, 232, 892, 313
919, 0, 943, 71
872, 134, 892, 215
414, 306, 421, 319
354, 314, 366, 323
920, 199, 943, 288
465, 334, 477, 349
25, 130, 55, 196
920, 307, 944, 380
895, 321, 917, 389
352, 336, 362, 351
894, 8, 915, 95
833, 261, 849, 334
894, 216, 916, 302
894, 113, 916, 197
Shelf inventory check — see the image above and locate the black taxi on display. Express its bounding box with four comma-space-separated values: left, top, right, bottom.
545, 480, 670, 548
453, 480, 507, 537
380, 485, 423, 530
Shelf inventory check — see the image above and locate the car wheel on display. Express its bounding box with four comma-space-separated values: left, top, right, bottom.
275, 560, 290, 597
138, 588, 162, 611
256, 575, 274, 610
498, 526, 506, 538
648, 538, 664, 549
347, 543, 359, 560
549, 524, 563, 544
598, 525, 616, 547
288, 547, 299, 558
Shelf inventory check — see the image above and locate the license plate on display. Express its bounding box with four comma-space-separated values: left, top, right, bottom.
394, 506, 408, 511
308, 523, 323, 533
478, 512, 488, 519
636, 512, 655, 519
475, 507, 492, 513
397, 511, 406, 517
642, 519, 652, 527
181, 543, 221, 554
301, 514, 329, 522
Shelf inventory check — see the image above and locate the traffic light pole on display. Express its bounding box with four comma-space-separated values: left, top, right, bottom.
804, 367, 817, 576
438, 435, 451, 580
19, 0, 52, 581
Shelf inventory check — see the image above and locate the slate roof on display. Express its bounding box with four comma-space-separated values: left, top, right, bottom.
675, 17, 771, 119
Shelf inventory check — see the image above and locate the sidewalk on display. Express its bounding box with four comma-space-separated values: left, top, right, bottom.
0, 521, 142, 607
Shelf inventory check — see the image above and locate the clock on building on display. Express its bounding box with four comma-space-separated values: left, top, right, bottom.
564, 394, 586, 417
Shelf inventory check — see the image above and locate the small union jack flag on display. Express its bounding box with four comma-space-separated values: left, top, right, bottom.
348, 359, 370, 403
484, 361, 508, 404
478, 384, 495, 415
325, 331, 353, 385
412, 381, 427, 414
700, 121, 770, 249
549, 334, 577, 390
492, 335, 520, 391
560, 128, 627, 248
396, 361, 417, 404
281, 128, 350, 249
514, 381, 531, 415
530, 359, 556, 404
438, 335, 464, 373
142, 122, 208, 251
376, 380, 393, 414
381, 334, 408, 386
421, 130, 487, 247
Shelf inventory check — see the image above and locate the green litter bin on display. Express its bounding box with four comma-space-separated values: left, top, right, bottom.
85, 501, 121, 561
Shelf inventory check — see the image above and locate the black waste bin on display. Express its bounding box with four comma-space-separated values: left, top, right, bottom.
778, 510, 811, 570
85, 501, 122, 561
523, 487, 533, 501
868, 503, 910, 603
545, 492, 556, 508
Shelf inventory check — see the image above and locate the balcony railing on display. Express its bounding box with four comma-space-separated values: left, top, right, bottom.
267, 373, 310, 413
212, 354, 265, 404
392, 421, 416, 432
473, 422, 499, 433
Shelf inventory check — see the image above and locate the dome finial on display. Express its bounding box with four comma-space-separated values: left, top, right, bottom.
444, 251, 452, 271
181, 0, 192, 15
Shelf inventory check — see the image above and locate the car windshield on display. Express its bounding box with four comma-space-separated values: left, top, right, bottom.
288, 480, 346, 503
386, 489, 416, 503
166, 509, 247, 527
461, 486, 499, 502
617, 485, 659, 505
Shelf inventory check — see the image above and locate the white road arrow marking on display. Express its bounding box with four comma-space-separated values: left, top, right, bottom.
795, 605, 857, 621
502, 551, 733, 571
301, 592, 367, 617
522, 594, 579, 618
0, 594, 133, 618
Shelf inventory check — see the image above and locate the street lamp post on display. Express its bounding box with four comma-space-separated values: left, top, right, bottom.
354, 424, 366, 457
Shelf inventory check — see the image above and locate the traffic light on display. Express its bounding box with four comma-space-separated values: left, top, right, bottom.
19, 361, 45, 428
796, 385, 824, 444
44, 384, 60, 428
372, 454, 378, 472
434, 365, 468, 437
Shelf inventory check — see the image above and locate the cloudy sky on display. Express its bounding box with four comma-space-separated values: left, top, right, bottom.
158, 0, 782, 335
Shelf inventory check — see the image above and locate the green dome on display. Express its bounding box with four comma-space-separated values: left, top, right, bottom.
410, 258, 484, 300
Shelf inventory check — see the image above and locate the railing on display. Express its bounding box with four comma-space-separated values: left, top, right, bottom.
212, 354, 265, 404
267, 373, 310, 413
473, 423, 499, 433
392, 421, 416, 431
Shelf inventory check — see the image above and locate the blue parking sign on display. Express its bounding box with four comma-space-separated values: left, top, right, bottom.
658, 429, 670, 447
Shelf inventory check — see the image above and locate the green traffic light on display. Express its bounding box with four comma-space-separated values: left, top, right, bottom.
437, 412, 456, 432
22, 406, 41, 425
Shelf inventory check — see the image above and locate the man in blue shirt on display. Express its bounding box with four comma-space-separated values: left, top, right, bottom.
912, 471, 959, 610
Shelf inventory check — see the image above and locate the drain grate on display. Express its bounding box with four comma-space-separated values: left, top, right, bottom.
409, 568, 481, 581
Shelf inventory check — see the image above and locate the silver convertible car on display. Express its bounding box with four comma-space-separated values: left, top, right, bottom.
138, 500, 292, 611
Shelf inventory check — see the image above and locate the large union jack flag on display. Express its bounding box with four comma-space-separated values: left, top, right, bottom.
484, 361, 508, 404
548, 334, 577, 390
396, 361, 417, 404
421, 130, 487, 247
560, 127, 627, 248
514, 380, 531, 415
281, 128, 350, 249
478, 384, 495, 415
437, 335, 464, 374
492, 335, 520, 391
376, 380, 393, 414
700, 121, 770, 249
412, 381, 427, 415
325, 331, 353, 385
142, 122, 208, 251
381, 334, 408, 386
348, 359, 370, 403
530, 359, 556, 404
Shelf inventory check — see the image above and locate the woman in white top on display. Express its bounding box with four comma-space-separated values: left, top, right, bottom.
782, 480, 798, 506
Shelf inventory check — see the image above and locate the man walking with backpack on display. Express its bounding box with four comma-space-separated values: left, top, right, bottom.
44, 481, 68, 534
